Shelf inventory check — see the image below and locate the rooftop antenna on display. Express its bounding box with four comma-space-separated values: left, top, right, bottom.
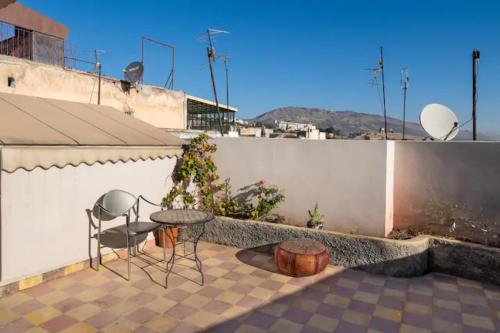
400, 68, 410, 140
93, 49, 105, 105
223, 54, 230, 117
366, 46, 388, 139
472, 49, 480, 141
199, 28, 229, 136
380, 47, 388, 140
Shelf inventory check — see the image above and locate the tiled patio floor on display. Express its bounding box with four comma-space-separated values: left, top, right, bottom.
0, 242, 499, 333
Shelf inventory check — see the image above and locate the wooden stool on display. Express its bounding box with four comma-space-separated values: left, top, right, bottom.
275, 238, 329, 277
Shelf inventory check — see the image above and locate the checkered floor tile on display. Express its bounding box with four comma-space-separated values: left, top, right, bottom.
0, 241, 499, 332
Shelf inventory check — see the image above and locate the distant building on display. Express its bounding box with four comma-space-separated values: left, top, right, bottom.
239, 127, 262, 137
276, 120, 316, 132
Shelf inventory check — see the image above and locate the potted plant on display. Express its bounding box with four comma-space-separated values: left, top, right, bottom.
307, 203, 324, 229
154, 228, 178, 248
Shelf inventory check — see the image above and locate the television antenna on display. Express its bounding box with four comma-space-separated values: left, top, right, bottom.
367, 47, 388, 139
401, 68, 410, 140
420, 103, 459, 141
223, 54, 230, 111
198, 28, 230, 135
93, 49, 105, 105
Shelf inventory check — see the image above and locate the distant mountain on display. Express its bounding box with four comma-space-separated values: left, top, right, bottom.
249, 107, 487, 140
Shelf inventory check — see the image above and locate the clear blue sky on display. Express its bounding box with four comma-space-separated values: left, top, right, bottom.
22, 0, 500, 134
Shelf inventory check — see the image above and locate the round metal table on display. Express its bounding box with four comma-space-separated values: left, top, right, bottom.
150, 209, 214, 287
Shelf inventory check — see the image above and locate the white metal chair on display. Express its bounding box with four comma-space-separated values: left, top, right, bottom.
95, 189, 164, 280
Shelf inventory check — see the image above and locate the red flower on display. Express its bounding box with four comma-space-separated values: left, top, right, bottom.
259, 180, 266, 185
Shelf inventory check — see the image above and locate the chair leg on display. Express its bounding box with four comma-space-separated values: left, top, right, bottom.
96, 222, 101, 271
126, 234, 131, 281
96, 235, 100, 271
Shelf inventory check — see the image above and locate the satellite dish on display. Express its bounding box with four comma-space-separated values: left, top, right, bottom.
420, 103, 459, 141
123, 61, 144, 83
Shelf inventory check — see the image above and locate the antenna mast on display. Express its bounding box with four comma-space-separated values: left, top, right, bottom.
224, 54, 229, 113
204, 29, 229, 136
380, 47, 388, 140
401, 68, 409, 140
472, 49, 480, 141
93, 49, 105, 105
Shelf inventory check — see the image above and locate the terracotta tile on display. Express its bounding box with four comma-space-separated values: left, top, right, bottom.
230, 283, 254, 295
243, 311, 276, 329
377, 295, 404, 310
334, 320, 367, 333
59, 321, 96, 333
13, 299, 45, 315
373, 305, 401, 322
432, 318, 463, 333
144, 313, 178, 332
237, 295, 265, 309
127, 307, 158, 324
402, 312, 432, 329
349, 300, 376, 314
23, 284, 55, 298
462, 313, 495, 331
269, 318, 303, 333
169, 321, 201, 333
369, 317, 400, 333
24, 306, 62, 325
258, 302, 288, 317
164, 288, 191, 302
84, 310, 119, 329
307, 313, 338, 332
203, 300, 232, 314
66, 304, 101, 321
92, 294, 122, 308
166, 304, 195, 320
62, 283, 88, 295
128, 292, 157, 305
281, 307, 313, 324
40, 315, 77, 332
208, 319, 241, 333
341, 309, 372, 327
432, 306, 462, 322
0, 318, 33, 333
316, 303, 344, 319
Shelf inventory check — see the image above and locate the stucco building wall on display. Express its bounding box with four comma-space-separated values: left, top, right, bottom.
0, 55, 186, 129
0, 157, 176, 285
213, 138, 394, 237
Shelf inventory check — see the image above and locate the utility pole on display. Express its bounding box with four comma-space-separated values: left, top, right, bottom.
380, 47, 388, 140
401, 68, 409, 140
472, 49, 480, 141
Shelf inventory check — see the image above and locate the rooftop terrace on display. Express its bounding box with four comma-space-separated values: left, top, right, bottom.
1, 241, 499, 333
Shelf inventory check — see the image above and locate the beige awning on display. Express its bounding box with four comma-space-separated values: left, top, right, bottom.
0, 92, 184, 172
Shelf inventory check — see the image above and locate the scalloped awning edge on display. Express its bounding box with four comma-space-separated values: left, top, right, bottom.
0, 146, 183, 173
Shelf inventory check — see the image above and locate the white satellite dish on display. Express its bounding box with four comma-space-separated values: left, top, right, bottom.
420, 103, 459, 141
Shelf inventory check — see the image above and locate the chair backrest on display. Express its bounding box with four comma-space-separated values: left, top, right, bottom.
101, 189, 137, 218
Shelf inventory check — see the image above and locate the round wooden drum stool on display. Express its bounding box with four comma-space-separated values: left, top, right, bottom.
274, 238, 329, 277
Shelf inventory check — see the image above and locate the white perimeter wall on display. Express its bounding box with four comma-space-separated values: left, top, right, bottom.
0, 158, 176, 285
394, 141, 500, 230
213, 138, 394, 237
